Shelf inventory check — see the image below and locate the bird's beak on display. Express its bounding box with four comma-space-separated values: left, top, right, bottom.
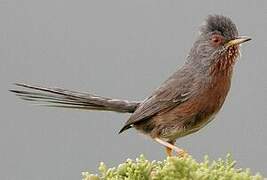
226, 36, 251, 47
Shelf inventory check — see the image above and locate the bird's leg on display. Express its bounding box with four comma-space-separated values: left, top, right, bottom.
165, 146, 173, 157
166, 140, 176, 156
154, 138, 188, 157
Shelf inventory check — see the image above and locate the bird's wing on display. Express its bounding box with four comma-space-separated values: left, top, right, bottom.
119, 69, 195, 133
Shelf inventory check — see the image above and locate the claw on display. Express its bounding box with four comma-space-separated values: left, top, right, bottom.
176, 149, 188, 158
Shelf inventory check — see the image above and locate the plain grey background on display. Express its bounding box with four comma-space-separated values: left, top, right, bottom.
1, 0, 266, 179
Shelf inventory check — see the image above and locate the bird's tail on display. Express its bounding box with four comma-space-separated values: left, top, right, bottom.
10, 83, 140, 113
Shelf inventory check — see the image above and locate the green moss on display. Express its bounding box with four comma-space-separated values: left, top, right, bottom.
82, 154, 263, 180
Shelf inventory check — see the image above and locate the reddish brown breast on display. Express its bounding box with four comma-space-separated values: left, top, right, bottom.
182, 48, 239, 134
151, 68, 233, 140
150, 49, 238, 140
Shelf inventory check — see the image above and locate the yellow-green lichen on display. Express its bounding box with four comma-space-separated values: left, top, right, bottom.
82, 154, 263, 180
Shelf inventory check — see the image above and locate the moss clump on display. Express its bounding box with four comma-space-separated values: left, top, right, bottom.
82, 154, 263, 180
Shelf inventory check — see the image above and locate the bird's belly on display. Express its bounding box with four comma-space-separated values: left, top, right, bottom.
172, 74, 231, 139
163, 112, 218, 140
184, 112, 217, 136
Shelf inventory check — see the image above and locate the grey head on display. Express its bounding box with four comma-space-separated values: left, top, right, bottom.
186, 15, 251, 71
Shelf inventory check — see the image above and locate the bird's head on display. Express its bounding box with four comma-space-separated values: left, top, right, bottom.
188, 15, 251, 73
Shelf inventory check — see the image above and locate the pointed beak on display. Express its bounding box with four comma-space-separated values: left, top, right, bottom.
226, 36, 251, 47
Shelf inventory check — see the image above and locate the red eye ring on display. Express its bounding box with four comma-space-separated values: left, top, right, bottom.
213, 38, 220, 43
211, 34, 224, 46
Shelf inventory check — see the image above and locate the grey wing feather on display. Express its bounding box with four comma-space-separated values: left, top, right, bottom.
119, 69, 195, 133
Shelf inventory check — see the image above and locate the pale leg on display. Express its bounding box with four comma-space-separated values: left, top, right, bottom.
154, 138, 188, 157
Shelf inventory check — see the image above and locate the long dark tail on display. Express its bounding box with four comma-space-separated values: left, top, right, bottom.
10, 83, 140, 113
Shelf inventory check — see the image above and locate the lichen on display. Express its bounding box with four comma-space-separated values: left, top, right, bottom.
82, 154, 263, 180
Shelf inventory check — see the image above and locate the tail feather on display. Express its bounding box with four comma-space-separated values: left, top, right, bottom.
10, 83, 140, 113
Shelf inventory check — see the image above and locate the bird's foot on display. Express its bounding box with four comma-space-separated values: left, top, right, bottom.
154, 138, 189, 158
176, 149, 188, 158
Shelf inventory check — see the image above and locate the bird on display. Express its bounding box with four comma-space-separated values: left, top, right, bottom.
10, 15, 251, 157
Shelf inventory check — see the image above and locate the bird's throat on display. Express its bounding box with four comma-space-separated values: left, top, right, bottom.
209, 46, 240, 76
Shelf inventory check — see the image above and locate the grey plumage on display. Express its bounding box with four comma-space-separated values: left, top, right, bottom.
201, 15, 238, 39
10, 83, 140, 113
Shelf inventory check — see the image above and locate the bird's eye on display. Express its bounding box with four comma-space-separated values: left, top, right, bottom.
210, 34, 224, 46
